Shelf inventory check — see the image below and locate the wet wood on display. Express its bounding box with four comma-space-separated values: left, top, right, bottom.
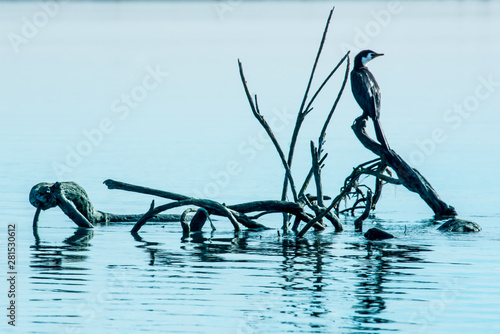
106, 179, 322, 233
354, 190, 372, 231
352, 116, 457, 217
29, 182, 180, 228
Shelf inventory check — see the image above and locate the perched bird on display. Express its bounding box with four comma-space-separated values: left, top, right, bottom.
351, 50, 390, 150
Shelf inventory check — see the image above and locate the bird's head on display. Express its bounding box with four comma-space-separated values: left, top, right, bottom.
354, 50, 384, 69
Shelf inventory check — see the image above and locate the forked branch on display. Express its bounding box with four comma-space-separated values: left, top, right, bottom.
238, 60, 298, 202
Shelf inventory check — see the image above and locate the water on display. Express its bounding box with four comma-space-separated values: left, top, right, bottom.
1, 1, 500, 333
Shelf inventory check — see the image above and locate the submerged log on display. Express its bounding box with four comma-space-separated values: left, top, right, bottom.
29, 182, 180, 228
352, 116, 457, 217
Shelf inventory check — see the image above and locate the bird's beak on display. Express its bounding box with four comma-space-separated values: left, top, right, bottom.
373, 53, 384, 58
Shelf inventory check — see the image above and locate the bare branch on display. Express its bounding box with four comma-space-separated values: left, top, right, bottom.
299, 7, 335, 117
238, 60, 298, 202
131, 199, 244, 233
281, 7, 336, 225
310, 141, 324, 207
352, 116, 457, 216
305, 51, 350, 120
359, 168, 402, 185
298, 154, 328, 198
104, 179, 189, 201
318, 53, 351, 151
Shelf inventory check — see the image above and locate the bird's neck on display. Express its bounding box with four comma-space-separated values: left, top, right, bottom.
354, 63, 367, 71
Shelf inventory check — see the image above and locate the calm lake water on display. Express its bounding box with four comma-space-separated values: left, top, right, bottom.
1, 1, 500, 333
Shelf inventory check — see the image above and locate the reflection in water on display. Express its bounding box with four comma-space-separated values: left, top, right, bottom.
24, 221, 481, 333
134, 230, 433, 333
280, 236, 331, 328
27, 219, 437, 333
349, 241, 431, 332
131, 229, 251, 265
132, 230, 433, 332
29, 227, 95, 330
26, 226, 443, 333
31, 227, 94, 270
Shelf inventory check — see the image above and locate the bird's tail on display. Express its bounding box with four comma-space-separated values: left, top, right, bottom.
373, 117, 390, 150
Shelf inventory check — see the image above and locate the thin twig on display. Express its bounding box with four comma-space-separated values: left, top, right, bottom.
305, 51, 350, 121
298, 7, 335, 117
359, 168, 402, 185
298, 154, 328, 198
281, 7, 336, 218
310, 141, 324, 207
318, 52, 351, 151
238, 60, 298, 201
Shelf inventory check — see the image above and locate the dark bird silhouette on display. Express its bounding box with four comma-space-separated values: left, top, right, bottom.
351, 50, 390, 150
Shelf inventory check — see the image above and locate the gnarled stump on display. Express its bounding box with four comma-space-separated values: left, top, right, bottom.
30, 182, 180, 228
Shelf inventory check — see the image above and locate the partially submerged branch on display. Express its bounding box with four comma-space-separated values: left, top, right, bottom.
29, 182, 181, 228
104, 180, 329, 233
352, 116, 457, 217
354, 190, 372, 231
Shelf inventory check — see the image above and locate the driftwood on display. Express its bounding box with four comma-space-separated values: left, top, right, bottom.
354, 190, 372, 231
104, 179, 330, 233
29, 182, 180, 228
352, 116, 457, 217
29, 7, 479, 238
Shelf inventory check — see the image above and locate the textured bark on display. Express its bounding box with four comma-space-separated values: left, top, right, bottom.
29, 182, 179, 228
437, 218, 481, 232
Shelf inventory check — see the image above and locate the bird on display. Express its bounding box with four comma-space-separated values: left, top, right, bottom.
351, 50, 390, 150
